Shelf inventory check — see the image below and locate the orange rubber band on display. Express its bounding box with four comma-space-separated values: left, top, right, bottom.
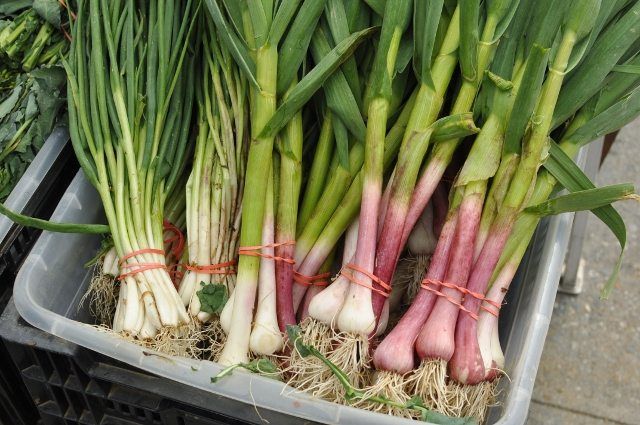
420, 279, 501, 319
163, 219, 185, 260
117, 248, 167, 281
294, 271, 331, 287
339, 263, 391, 298
183, 259, 237, 275
238, 241, 296, 264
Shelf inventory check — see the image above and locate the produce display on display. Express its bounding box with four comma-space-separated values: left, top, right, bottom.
0, 1, 68, 200
2, 0, 640, 424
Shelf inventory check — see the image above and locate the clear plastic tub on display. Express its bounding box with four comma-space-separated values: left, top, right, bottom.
12, 170, 575, 425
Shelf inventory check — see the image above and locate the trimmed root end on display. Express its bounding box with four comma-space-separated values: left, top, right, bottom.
325, 331, 371, 391
456, 379, 499, 422
284, 318, 337, 399
354, 371, 415, 419
406, 359, 450, 413
81, 262, 119, 326
203, 320, 227, 361
147, 321, 205, 359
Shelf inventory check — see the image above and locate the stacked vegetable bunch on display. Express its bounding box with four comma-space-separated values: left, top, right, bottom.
6, 0, 639, 423
0, 1, 69, 200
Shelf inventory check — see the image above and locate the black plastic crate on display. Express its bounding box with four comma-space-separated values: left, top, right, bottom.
0, 129, 78, 425
0, 300, 318, 425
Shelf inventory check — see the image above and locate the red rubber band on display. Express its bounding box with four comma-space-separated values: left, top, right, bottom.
238, 241, 295, 264
163, 219, 185, 260
339, 263, 391, 298
117, 249, 167, 281
293, 271, 330, 287
420, 279, 501, 319
183, 259, 237, 275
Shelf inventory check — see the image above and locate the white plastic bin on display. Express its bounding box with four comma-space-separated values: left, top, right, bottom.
12, 170, 574, 425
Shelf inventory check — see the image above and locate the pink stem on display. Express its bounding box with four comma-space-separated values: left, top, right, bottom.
276, 242, 296, 331
432, 183, 449, 237
373, 209, 458, 373
415, 190, 483, 361
371, 161, 446, 321
449, 217, 514, 384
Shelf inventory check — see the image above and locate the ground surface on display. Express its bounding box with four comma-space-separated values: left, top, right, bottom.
526, 120, 640, 424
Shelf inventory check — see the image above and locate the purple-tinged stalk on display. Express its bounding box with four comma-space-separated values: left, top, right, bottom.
275, 86, 304, 331
415, 182, 485, 362
450, 8, 587, 383
373, 204, 460, 374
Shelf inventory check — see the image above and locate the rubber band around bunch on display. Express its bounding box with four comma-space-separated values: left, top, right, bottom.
163, 219, 185, 260
117, 248, 167, 281
421, 278, 502, 320
183, 259, 237, 275
238, 240, 296, 264
339, 263, 391, 298
293, 270, 331, 287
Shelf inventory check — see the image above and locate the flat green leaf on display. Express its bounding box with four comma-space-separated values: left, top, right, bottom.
503, 44, 550, 155
332, 116, 350, 169
276, 0, 328, 95
0, 202, 110, 234
566, 87, 640, 147
491, 0, 522, 41
247, 0, 270, 47
325, 0, 362, 102
413, 0, 444, 88
0, 1, 32, 15
363, 0, 385, 17
204, 0, 260, 89
268, 0, 301, 45
261, 26, 376, 138
221, 0, 247, 41
459, 0, 480, 82
613, 64, 640, 75
544, 142, 627, 298
553, 1, 640, 127
310, 26, 365, 141
33, 0, 61, 28
197, 282, 228, 315
431, 112, 480, 142
0, 85, 22, 120
525, 183, 635, 216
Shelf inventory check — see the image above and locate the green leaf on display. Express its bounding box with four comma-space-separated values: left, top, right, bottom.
309, 26, 366, 142
276, 0, 328, 95
565, 87, 640, 147
247, 0, 270, 47
33, 0, 61, 28
486, 71, 513, 91
525, 183, 636, 216
544, 142, 627, 298
613, 64, 640, 75
268, 0, 301, 45
413, 0, 444, 88
332, 117, 350, 169
431, 112, 480, 142
204, 0, 260, 89
363, 0, 385, 17
260, 26, 376, 138
503, 44, 550, 155
0, 1, 32, 15
0, 85, 22, 120
459, 0, 480, 82
196, 282, 228, 315
325, 0, 362, 102
286, 325, 311, 357
553, 1, 640, 126
0, 202, 110, 234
